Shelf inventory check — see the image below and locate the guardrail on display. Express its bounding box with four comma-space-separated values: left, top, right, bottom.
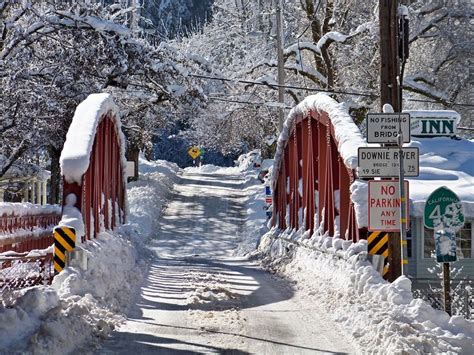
0, 212, 61, 253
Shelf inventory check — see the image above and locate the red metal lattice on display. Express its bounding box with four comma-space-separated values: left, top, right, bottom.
273, 111, 361, 241
62, 113, 126, 242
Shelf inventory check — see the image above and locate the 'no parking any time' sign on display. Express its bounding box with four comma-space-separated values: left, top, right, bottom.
369, 180, 409, 231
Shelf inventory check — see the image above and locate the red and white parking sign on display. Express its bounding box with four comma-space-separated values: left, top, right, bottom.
368, 180, 409, 231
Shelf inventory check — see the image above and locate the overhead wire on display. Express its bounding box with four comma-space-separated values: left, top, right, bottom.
190, 73, 474, 108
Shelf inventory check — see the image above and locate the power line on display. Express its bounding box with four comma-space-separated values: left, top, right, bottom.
191, 73, 474, 108
191, 73, 376, 98
208, 96, 292, 109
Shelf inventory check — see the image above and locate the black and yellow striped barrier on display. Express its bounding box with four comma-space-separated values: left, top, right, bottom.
53, 226, 76, 274
368, 231, 389, 279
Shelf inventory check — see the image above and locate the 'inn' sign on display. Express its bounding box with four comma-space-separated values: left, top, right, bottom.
405, 110, 459, 137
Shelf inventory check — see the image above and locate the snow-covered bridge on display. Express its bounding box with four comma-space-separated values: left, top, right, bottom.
0, 93, 472, 354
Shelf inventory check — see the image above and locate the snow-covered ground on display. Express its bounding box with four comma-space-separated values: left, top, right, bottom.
0, 157, 179, 354
96, 156, 357, 354
254, 228, 473, 354
1, 152, 472, 354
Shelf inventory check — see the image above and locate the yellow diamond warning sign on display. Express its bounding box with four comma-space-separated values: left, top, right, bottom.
188, 146, 201, 160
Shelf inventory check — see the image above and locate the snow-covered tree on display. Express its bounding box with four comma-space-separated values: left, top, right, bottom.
172, 0, 472, 155
0, 0, 206, 200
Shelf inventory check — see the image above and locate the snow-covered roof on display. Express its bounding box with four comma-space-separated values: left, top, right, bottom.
407, 137, 474, 217
404, 110, 461, 123
60, 93, 124, 184
0, 155, 50, 182
272, 93, 366, 187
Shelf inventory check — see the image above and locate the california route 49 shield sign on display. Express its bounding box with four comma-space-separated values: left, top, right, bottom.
424, 186, 464, 262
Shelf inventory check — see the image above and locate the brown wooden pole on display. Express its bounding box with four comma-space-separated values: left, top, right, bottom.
380, 0, 402, 282
443, 263, 452, 316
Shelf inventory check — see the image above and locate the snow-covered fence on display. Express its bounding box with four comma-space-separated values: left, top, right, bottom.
0, 203, 60, 292
0, 203, 61, 253
0, 253, 54, 293
272, 93, 366, 241
59, 93, 127, 243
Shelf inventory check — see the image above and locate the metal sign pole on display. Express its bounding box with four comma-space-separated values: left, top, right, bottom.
397, 120, 408, 275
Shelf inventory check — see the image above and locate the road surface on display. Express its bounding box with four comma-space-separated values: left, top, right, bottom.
97, 172, 356, 354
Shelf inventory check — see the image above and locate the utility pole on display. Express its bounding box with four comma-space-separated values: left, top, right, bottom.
379, 0, 400, 112
379, 0, 402, 281
276, 0, 285, 132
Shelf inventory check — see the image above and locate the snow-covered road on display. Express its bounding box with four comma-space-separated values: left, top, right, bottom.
97, 172, 355, 354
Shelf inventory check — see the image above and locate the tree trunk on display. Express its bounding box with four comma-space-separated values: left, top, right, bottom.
304, 0, 326, 79
48, 145, 62, 204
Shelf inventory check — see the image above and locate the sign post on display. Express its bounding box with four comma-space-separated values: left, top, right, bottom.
361, 110, 418, 281
424, 186, 465, 315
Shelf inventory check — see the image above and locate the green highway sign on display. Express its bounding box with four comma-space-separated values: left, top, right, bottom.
424, 186, 464, 230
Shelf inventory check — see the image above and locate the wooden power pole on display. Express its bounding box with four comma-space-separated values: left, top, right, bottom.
276, 0, 285, 132
379, 0, 400, 112
379, 0, 402, 281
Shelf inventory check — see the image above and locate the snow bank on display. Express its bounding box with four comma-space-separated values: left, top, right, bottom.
256, 228, 474, 354
124, 157, 179, 240
272, 93, 366, 188
185, 149, 264, 175
0, 159, 180, 354
60, 93, 126, 184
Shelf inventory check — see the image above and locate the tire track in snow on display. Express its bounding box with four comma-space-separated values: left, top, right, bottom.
96, 171, 356, 354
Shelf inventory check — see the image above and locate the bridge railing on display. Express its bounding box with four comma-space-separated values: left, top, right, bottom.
0, 203, 60, 292
0, 203, 61, 253
272, 94, 367, 241
59, 93, 127, 243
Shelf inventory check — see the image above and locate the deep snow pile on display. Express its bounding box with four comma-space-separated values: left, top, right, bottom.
0, 158, 179, 354
251, 227, 474, 354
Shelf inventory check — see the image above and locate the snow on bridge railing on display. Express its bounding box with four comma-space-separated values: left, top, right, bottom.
272, 93, 367, 241
0, 203, 61, 253
0, 203, 60, 293
59, 93, 127, 243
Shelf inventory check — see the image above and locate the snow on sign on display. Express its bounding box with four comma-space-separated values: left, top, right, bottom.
366, 113, 410, 143
424, 186, 465, 263
357, 147, 419, 178
369, 180, 409, 231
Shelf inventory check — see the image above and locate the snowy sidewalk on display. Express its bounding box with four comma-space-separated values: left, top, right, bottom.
96, 172, 355, 354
